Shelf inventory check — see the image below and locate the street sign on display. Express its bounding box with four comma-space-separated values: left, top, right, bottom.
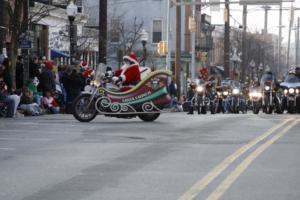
239, 0, 294, 5
19, 40, 32, 49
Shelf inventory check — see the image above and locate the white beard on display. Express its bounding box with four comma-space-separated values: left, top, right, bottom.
121, 63, 130, 70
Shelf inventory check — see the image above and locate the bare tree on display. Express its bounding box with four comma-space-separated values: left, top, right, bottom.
107, 16, 144, 67
5, 0, 66, 89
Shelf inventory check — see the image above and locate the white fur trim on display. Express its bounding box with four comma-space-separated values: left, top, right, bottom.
120, 75, 126, 81
123, 55, 138, 65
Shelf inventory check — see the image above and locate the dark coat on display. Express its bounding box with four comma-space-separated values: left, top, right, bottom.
29, 62, 41, 79
168, 81, 177, 97
38, 69, 56, 93
16, 61, 24, 89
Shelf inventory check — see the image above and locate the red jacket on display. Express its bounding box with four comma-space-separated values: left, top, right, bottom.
114, 64, 141, 86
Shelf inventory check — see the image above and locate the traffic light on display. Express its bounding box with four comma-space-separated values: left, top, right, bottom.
189, 16, 196, 33
157, 41, 168, 56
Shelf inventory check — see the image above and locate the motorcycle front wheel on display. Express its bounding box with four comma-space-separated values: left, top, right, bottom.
138, 113, 160, 122
72, 93, 97, 122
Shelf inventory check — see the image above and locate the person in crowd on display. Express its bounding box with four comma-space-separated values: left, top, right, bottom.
16, 56, 24, 90
0, 74, 20, 118
25, 80, 43, 106
168, 78, 178, 109
19, 87, 42, 116
2, 58, 13, 93
42, 91, 60, 114
38, 62, 56, 95
62, 67, 84, 113
29, 56, 41, 80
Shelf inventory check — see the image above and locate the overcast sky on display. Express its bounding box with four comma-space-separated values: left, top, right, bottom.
203, 0, 300, 43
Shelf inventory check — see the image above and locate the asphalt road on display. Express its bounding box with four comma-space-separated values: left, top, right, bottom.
0, 113, 299, 200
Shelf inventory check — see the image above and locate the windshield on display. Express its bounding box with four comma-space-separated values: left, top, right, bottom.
94, 63, 106, 81
284, 75, 300, 83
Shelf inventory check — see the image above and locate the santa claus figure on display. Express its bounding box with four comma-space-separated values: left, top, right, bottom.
112, 53, 141, 88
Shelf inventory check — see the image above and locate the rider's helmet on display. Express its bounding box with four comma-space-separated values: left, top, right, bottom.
123, 53, 139, 65
296, 67, 300, 77
189, 81, 197, 89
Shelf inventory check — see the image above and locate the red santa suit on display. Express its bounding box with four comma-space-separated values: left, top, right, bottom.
113, 54, 141, 88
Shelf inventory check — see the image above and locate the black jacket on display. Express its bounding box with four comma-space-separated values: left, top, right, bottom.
38, 69, 56, 93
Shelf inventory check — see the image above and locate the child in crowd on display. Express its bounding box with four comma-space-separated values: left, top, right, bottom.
42, 91, 60, 114
19, 87, 42, 116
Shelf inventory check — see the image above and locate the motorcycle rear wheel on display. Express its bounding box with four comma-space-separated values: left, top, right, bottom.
138, 113, 160, 122
73, 94, 97, 122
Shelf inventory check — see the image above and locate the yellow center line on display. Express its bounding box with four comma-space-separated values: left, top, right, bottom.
206, 119, 299, 200
177, 118, 294, 200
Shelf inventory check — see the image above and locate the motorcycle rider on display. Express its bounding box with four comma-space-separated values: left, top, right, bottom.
187, 81, 197, 115
105, 53, 141, 92
296, 67, 300, 79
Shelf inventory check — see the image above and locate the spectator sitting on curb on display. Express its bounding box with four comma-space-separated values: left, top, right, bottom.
25, 80, 43, 106
0, 74, 20, 118
19, 87, 42, 116
42, 91, 60, 114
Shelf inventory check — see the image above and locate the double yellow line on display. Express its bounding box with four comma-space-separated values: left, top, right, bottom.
178, 118, 299, 200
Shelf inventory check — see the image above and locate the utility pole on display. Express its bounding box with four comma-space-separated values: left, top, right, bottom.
287, 6, 294, 68
241, 5, 247, 83
99, 0, 107, 64
263, 5, 270, 68
224, 0, 230, 78
175, 0, 181, 97
296, 17, 300, 66
278, 3, 282, 76
191, 0, 196, 79
166, 0, 171, 70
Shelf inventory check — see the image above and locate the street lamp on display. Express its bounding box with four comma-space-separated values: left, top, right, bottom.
67, 0, 78, 66
249, 59, 255, 81
140, 29, 149, 66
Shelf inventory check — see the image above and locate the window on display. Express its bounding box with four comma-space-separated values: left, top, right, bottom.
152, 20, 162, 43
111, 19, 120, 43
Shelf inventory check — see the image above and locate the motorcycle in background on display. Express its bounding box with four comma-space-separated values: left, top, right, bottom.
260, 73, 283, 114
222, 80, 246, 114
280, 74, 300, 113
248, 86, 263, 114
190, 79, 211, 114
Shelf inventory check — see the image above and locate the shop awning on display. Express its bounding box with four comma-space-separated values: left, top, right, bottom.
50, 49, 70, 59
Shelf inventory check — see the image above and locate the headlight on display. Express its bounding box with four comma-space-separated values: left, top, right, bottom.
264, 86, 270, 91
250, 91, 262, 98
223, 91, 229, 96
289, 88, 295, 94
232, 88, 240, 95
91, 80, 100, 87
296, 89, 300, 94
284, 89, 288, 95
217, 92, 222, 96
196, 86, 204, 92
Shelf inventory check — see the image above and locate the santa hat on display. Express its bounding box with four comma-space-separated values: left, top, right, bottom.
81, 61, 88, 68
46, 62, 53, 71
123, 53, 138, 65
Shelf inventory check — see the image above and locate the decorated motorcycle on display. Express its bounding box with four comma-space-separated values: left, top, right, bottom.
72, 64, 172, 122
